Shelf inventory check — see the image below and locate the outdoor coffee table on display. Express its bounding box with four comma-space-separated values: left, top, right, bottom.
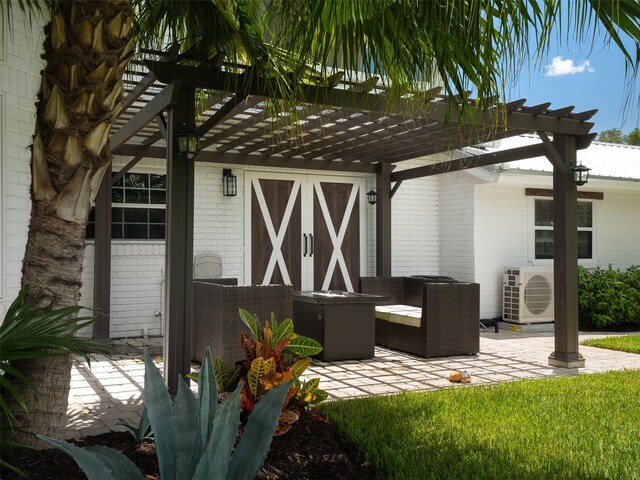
293, 291, 387, 361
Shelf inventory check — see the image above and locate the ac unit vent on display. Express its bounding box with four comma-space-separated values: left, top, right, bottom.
503, 267, 554, 323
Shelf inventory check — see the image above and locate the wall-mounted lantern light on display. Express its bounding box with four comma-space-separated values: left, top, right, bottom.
367, 189, 378, 205
571, 163, 590, 186
175, 123, 199, 159
223, 169, 237, 197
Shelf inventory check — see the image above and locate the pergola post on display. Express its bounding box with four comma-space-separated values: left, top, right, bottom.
164, 84, 196, 394
549, 134, 585, 368
93, 164, 112, 339
376, 162, 392, 276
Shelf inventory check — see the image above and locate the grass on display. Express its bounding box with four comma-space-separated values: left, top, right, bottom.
319, 371, 640, 480
581, 334, 640, 354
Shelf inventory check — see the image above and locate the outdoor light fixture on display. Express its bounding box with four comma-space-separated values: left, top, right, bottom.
571, 163, 590, 186
175, 123, 199, 159
367, 189, 378, 205
223, 169, 237, 197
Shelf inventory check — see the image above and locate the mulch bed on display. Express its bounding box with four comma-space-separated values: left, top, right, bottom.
2, 411, 379, 480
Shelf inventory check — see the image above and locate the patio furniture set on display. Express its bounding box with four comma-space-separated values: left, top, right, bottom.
192, 276, 480, 364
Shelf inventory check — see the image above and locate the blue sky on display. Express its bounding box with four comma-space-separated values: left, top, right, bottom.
507, 33, 639, 135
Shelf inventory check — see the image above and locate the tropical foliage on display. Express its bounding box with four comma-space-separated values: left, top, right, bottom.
0, 287, 100, 474
207, 309, 327, 435
2, 0, 639, 442
39, 348, 290, 480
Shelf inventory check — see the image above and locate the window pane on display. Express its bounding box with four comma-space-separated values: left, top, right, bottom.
124, 224, 148, 239
112, 207, 123, 222
578, 231, 592, 259
150, 174, 166, 189
535, 199, 554, 226
125, 189, 149, 204
86, 223, 95, 239
112, 174, 123, 187
88, 208, 95, 222
149, 209, 166, 223
112, 188, 124, 203
125, 173, 149, 189
577, 202, 592, 228
150, 190, 166, 204
149, 224, 165, 239
112, 224, 123, 239
124, 208, 148, 223
535, 230, 554, 259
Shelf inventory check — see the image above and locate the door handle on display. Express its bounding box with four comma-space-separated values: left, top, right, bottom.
310, 233, 314, 257
303, 234, 308, 257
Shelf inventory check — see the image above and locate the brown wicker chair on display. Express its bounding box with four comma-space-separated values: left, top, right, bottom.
192, 282, 293, 364
360, 276, 480, 357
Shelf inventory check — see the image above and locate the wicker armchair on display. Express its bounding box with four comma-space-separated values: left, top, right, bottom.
192, 282, 293, 364
360, 276, 480, 358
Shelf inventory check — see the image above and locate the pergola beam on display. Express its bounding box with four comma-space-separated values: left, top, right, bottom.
146, 61, 595, 136
390, 142, 549, 182
111, 82, 180, 153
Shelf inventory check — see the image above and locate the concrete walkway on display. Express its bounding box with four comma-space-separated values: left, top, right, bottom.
63, 331, 640, 439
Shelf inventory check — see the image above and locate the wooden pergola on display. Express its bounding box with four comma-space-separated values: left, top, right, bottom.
99, 49, 597, 392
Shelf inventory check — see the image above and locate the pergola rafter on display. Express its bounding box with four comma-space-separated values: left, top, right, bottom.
99, 49, 598, 392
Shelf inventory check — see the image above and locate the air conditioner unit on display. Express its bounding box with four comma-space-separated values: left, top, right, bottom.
503, 267, 554, 323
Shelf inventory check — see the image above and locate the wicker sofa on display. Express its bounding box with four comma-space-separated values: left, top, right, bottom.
192, 281, 293, 364
360, 276, 480, 358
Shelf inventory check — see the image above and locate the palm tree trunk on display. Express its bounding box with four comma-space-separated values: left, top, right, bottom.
15, 0, 133, 445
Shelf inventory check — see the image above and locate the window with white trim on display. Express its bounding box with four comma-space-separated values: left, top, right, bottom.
534, 198, 593, 259
86, 172, 166, 240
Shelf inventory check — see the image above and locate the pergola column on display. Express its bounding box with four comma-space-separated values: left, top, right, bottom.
376, 162, 392, 276
164, 84, 196, 393
549, 134, 585, 368
93, 164, 112, 339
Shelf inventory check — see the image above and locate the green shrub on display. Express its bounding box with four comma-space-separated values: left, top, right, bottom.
0, 287, 101, 475
578, 265, 640, 328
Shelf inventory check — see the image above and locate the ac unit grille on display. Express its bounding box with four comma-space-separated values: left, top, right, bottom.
503, 267, 554, 323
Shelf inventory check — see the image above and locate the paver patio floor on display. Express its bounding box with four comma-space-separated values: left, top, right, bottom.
63, 331, 640, 439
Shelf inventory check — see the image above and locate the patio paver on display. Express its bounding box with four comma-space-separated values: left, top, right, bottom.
62, 331, 640, 439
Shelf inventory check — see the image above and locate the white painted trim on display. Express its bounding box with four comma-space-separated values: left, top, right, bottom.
527, 196, 597, 266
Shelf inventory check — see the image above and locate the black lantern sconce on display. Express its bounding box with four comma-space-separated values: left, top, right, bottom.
367, 189, 378, 205
223, 169, 237, 197
571, 163, 590, 186
175, 123, 199, 159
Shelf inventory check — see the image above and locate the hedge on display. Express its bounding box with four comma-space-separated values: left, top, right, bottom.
578, 265, 640, 329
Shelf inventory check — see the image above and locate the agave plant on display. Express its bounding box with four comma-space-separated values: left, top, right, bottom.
0, 286, 101, 474
39, 348, 290, 480
215, 309, 328, 435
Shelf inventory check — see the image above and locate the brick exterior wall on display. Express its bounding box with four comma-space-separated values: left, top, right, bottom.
0, 11, 46, 318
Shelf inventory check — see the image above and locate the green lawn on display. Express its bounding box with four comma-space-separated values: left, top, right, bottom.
319, 371, 640, 480
581, 334, 640, 354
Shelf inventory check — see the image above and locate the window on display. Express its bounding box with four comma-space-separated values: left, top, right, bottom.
534, 199, 593, 259
86, 172, 166, 240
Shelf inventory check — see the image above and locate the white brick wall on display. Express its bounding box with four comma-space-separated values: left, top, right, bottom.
473, 185, 530, 319
390, 157, 440, 275
0, 10, 46, 318
593, 191, 640, 268
439, 171, 477, 282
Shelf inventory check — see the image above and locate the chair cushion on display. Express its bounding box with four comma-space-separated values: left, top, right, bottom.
375, 304, 422, 328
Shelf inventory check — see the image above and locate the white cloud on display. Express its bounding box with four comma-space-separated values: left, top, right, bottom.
544, 56, 595, 77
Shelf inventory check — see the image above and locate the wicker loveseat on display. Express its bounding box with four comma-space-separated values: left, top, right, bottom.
360, 276, 480, 358
192, 281, 293, 364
